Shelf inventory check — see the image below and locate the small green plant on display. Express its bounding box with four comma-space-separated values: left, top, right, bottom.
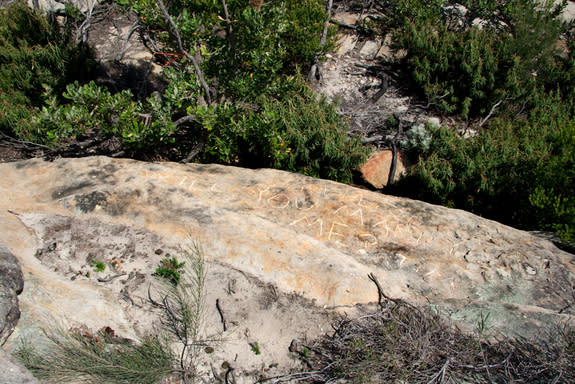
476, 311, 492, 338
152, 240, 209, 382
154, 256, 186, 286
249, 341, 261, 355
401, 123, 433, 155
90, 259, 106, 273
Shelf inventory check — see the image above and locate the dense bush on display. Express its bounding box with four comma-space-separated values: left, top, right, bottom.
119, 0, 364, 182
375, 0, 575, 241
0, 1, 96, 141
197, 76, 368, 183
35, 81, 176, 150
2, 0, 365, 183
385, 0, 565, 118
392, 90, 575, 241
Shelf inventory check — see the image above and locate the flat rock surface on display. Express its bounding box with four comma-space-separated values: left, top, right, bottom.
0, 348, 40, 384
0, 157, 574, 381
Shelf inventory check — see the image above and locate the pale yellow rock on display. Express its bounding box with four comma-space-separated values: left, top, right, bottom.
0, 156, 574, 358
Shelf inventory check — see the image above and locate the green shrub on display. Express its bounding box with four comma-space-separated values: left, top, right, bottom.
34, 81, 176, 150
114, 0, 360, 182
0, 1, 97, 141
385, 0, 566, 119
392, 87, 575, 242
375, 0, 574, 241
197, 76, 369, 183
527, 102, 575, 241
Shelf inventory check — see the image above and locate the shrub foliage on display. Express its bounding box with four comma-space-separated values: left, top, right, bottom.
1, 0, 365, 183
0, 1, 96, 141
379, 0, 575, 241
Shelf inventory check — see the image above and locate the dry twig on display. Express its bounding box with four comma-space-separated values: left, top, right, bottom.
156, 0, 212, 106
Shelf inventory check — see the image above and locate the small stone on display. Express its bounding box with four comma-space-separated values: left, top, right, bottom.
523, 263, 537, 275
359, 150, 411, 189
359, 40, 382, 59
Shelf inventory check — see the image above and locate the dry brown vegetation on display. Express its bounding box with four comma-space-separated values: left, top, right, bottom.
294, 298, 575, 383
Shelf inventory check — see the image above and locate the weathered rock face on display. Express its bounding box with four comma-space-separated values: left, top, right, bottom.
360, 149, 410, 188
0, 348, 40, 384
0, 245, 36, 384
0, 244, 24, 346
1, 157, 574, 332
0, 157, 574, 381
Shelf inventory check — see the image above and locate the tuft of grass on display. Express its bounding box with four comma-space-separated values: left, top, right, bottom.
250, 341, 261, 355
16, 329, 175, 384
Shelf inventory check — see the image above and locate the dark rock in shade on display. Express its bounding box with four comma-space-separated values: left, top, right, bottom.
0, 348, 40, 384
0, 244, 24, 346
0, 244, 35, 383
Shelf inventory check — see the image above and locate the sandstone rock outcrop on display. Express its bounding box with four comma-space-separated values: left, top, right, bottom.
0, 157, 574, 381
0, 348, 40, 384
360, 149, 410, 188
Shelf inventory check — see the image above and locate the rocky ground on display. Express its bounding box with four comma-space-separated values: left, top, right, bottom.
1, 156, 574, 383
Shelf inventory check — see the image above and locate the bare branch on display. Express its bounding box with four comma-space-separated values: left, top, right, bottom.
115, 20, 140, 62
76, 2, 97, 44
215, 298, 227, 332
367, 272, 390, 306
426, 358, 450, 384
96, 272, 127, 283
181, 136, 206, 163
308, 0, 333, 83
478, 99, 503, 128
0, 131, 55, 153
156, 0, 212, 106
174, 114, 197, 126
